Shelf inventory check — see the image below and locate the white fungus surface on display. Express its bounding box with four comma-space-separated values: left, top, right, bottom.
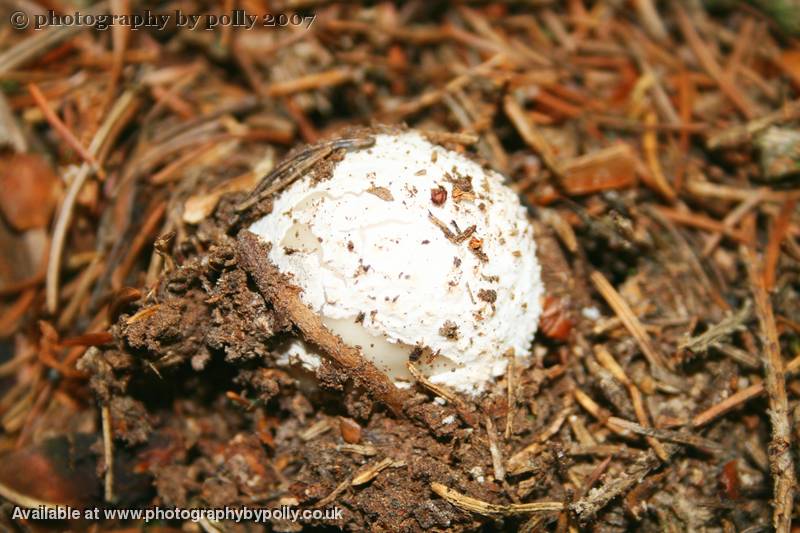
249, 131, 543, 394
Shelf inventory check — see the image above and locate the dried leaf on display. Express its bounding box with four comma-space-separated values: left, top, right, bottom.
0, 153, 61, 231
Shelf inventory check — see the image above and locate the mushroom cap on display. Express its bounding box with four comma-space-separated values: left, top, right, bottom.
249, 131, 543, 394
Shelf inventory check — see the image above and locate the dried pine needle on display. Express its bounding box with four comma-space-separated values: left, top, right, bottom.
430, 482, 563, 516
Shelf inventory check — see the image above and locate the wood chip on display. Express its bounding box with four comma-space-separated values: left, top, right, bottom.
337, 443, 378, 456
366, 186, 395, 202
560, 143, 637, 195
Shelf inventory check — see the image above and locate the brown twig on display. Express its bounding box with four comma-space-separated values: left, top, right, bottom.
384, 53, 506, 119
352, 457, 401, 486
763, 198, 797, 291
569, 445, 678, 524
263, 68, 354, 97
594, 345, 669, 460
651, 206, 750, 245
235, 136, 375, 214
691, 354, 800, 427
485, 416, 506, 482
102, 403, 114, 503
706, 98, 800, 149
46, 91, 136, 313
507, 399, 572, 475
641, 112, 677, 200
678, 301, 752, 355
503, 94, 564, 178
0, 1, 110, 76
27, 83, 105, 178
111, 202, 166, 289
406, 362, 477, 427
589, 271, 677, 383
236, 231, 409, 417
0, 480, 60, 510
674, 5, 756, 119
745, 246, 795, 532
607, 416, 723, 452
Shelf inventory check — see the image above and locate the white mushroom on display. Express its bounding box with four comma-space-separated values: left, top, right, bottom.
249, 130, 543, 394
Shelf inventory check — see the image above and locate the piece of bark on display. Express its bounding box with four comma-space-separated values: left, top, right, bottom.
236, 230, 409, 417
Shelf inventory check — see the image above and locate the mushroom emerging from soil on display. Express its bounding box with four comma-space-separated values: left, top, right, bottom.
248, 130, 543, 394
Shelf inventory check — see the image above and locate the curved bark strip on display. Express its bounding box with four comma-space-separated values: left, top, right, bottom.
236, 230, 409, 417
